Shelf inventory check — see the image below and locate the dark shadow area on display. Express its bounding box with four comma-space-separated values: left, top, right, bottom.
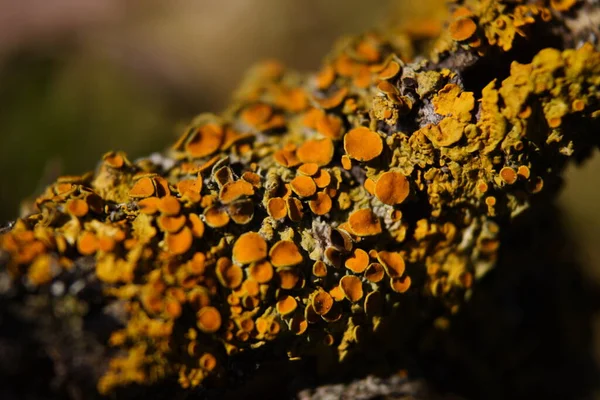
419, 202, 600, 400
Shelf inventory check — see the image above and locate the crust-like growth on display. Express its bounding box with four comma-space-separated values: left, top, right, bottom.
0, 0, 599, 395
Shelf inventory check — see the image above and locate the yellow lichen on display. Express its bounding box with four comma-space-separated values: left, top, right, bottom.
1, 5, 598, 394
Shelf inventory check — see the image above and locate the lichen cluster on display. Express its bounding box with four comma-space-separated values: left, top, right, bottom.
434, 0, 577, 55
1, 0, 599, 394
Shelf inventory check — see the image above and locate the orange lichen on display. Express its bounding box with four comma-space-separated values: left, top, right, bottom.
364, 178, 376, 196
572, 99, 585, 112
365, 262, 385, 283
517, 165, 531, 179
290, 175, 317, 198
277, 88, 308, 112
548, 117, 562, 128
341, 155, 352, 170
290, 315, 308, 335
308, 192, 332, 215
187, 252, 206, 275
199, 353, 217, 372
348, 209, 382, 236
204, 206, 230, 228
323, 334, 335, 346
219, 180, 254, 204
356, 39, 380, 62
77, 231, 99, 256
378, 60, 401, 80
273, 148, 300, 168
421, 119, 463, 148
500, 167, 518, 184
449, 17, 477, 42
374, 171, 410, 205
313, 170, 331, 188
216, 258, 244, 289
390, 275, 412, 293
158, 215, 186, 233
345, 248, 369, 273
297, 163, 319, 176
228, 200, 254, 225
315, 113, 344, 140
297, 138, 334, 166
53, 183, 74, 197
377, 80, 398, 95
315, 87, 348, 109
278, 269, 300, 289
269, 240, 303, 268
240, 103, 272, 127
248, 260, 274, 283
165, 299, 182, 318
158, 196, 182, 216
232, 232, 267, 265
188, 214, 205, 238
339, 275, 363, 302
241, 172, 261, 188
66, 198, 89, 217
312, 291, 334, 315
129, 177, 156, 198
315, 64, 336, 89
2, 7, 598, 394
276, 295, 297, 316
177, 176, 203, 197
343, 127, 383, 162
138, 197, 161, 215
377, 251, 405, 278
329, 285, 345, 302
312, 260, 327, 278
286, 197, 304, 222
166, 227, 193, 255
267, 197, 287, 219
185, 123, 224, 158
197, 306, 222, 333
28, 255, 53, 285
103, 151, 126, 169
242, 279, 260, 297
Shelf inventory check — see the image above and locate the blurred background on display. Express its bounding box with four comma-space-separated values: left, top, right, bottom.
0, 0, 599, 380
0, 0, 394, 222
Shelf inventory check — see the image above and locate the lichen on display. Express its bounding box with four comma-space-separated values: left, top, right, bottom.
0, 0, 599, 394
